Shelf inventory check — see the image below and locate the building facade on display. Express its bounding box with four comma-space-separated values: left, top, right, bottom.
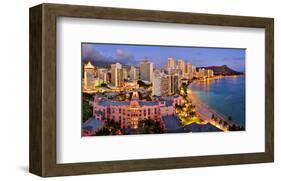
168, 74, 181, 95
166, 57, 176, 69
93, 91, 183, 128
140, 61, 153, 82
129, 66, 137, 80
177, 59, 186, 74
153, 72, 169, 96
97, 68, 107, 83
83, 62, 95, 91
111, 63, 122, 87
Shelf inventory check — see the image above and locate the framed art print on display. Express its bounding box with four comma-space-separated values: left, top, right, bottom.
29, 3, 274, 177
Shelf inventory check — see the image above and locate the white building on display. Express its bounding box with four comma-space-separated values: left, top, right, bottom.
140, 61, 153, 82
153, 72, 169, 96
166, 57, 176, 69
177, 59, 186, 74
111, 63, 122, 87
83, 62, 95, 90
207, 69, 214, 77
97, 68, 107, 83
129, 66, 137, 80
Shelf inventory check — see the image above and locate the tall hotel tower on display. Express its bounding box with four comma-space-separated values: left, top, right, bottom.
84, 62, 95, 90
166, 57, 176, 69
140, 61, 153, 82
178, 59, 186, 74
111, 63, 122, 87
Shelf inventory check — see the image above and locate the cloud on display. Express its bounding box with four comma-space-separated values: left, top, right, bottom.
116, 49, 125, 56
82, 44, 109, 62
115, 49, 135, 63
82, 45, 137, 67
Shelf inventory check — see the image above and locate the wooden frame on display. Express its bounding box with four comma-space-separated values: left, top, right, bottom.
29, 3, 274, 177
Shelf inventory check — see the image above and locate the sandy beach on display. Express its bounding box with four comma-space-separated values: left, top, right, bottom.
187, 82, 229, 131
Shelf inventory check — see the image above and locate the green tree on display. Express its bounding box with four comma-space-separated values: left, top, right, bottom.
189, 111, 196, 117
106, 120, 121, 130
82, 99, 93, 122
136, 119, 164, 134
100, 83, 108, 87
95, 127, 113, 136
94, 120, 123, 136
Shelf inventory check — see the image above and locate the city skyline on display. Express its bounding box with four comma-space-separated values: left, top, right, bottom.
82, 43, 245, 137
82, 43, 246, 72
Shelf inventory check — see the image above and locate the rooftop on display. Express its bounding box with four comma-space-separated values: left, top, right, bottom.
99, 100, 130, 106
84, 62, 94, 69
162, 115, 182, 132
165, 100, 173, 107
139, 101, 159, 107
82, 117, 103, 132
183, 123, 222, 132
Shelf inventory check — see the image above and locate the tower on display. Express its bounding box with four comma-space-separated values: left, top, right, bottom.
140, 60, 153, 82
84, 62, 95, 90
111, 63, 122, 87
166, 57, 176, 69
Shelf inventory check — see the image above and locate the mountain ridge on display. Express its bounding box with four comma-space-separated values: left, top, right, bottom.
197, 65, 244, 76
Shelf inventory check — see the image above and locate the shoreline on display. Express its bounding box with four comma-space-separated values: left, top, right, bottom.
195, 74, 245, 82
187, 81, 230, 131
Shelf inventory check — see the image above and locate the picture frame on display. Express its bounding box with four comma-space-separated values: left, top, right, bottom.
29, 3, 274, 177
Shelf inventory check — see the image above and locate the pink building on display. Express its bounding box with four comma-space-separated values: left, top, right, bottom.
93, 91, 183, 128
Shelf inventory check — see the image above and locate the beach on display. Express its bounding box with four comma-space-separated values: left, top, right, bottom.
187, 82, 230, 131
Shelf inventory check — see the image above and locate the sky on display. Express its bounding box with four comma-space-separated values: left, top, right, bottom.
82, 43, 246, 72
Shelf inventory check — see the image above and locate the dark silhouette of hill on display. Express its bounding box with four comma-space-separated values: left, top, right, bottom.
197, 65, 244, 75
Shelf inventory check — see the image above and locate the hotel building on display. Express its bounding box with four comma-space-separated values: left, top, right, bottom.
140, 61, 153, 82
129, 66, 137, 80
93, 91, 183, 128
166, 57, 176, 69
83, 62, 95, 91
195, 68, 214, 79
185, 62, 195, 79
168, 74, 181, 95
207, 69, 214, 77
153, 71, 169, 96
97, 68, 108, 83
111, 63, 122, 87
177, 59, 186, 74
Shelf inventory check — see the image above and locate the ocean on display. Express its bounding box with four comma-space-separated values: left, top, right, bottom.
190, 76, 245, 127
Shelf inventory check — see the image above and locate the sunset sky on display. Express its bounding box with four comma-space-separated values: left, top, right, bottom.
82, 43, 246, 72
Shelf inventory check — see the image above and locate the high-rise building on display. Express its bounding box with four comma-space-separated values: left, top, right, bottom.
191, 65, 196, 79
153, 71, 169, 96
197, 68, 205, 78
106, 71, 111, 83
207, 69, 214, 78
111, 63, 122, 87
117, 69, 123, 87
129, 66, 137, 80
168, 74, 180, 95
84, 62, 95, 90
177, 59, 186, 74
192, 65, 196, 73
166, 58, 176, 69
186, 63, 192, 73
140, 61, 153, 82
97, 68, 107, 83
122, 68, 128, 80
185, 62, 194, 79
135, 68, 140, 80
